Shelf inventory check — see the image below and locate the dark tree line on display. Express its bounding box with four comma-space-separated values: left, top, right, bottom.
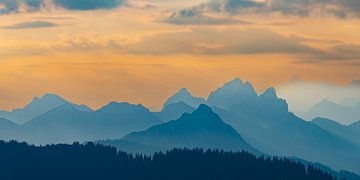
0, 140, 335, 180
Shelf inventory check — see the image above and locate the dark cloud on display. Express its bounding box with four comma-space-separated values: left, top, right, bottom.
0, 0, 124, 14
2, 21, 57, 29
162, 9, 253, 25
172, 0, 360, 19
53, 0, 123, 10
0, 0, 42, 14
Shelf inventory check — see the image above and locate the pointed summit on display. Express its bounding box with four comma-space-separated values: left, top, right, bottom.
258, 87, 288, 113
163, 88, 206, 110
124, 104, 259, 153
259, 87, 277, 99
207, 78, 257, 110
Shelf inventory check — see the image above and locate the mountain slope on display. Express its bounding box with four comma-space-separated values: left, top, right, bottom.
304, 99, 360, 124
0, 118, 21, 140
0, 94, 92, 124
155, 101, 195, 122
312, 117, 360, 146
22, 103, 92, 144
207, 78, 257, 110
207, 79, 360, 173
124, 104, 259, 154
19, 102, 162, 144
86, 102, 162, 139
163, 88, 206, 109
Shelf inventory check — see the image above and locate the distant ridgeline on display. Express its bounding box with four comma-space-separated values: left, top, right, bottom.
0, 141, 335, 180
1, 78, 360, 176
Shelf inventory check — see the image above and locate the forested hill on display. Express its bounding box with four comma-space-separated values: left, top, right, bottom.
0, 141, 335, 180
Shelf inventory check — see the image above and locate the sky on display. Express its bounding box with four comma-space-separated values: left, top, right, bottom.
1, 0, 360, 111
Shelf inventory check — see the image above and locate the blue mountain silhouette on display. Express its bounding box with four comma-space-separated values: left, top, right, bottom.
163, 88, 206, 109
206, 79, 360, 173
0, 93, 92, 124
312, 117, 360, 146
155, 101, 195, 122
207, 78, 257, 109
0, 117, 21, 141
19, 102, 162, 144
304, 99, 360, 124
123, 104, 259, 154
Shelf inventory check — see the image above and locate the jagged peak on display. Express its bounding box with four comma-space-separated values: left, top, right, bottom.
178, 88, 190, 94
223, 78, 244, 87
163, 88, 206, 110
215, 78, 256, 92
260, 87, 277, 99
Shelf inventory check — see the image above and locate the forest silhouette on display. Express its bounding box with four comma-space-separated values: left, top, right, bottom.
0, 140, 335, 180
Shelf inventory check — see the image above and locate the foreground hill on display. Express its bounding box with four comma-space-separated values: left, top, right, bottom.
0, 140, 336, 180
123, 105, 258, 154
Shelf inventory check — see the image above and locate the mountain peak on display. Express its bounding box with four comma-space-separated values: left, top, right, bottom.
99, 102, 149, 114
260, 87, 277, 99
27, 93, 66, 107
228, 77, 243, 84
124, 101, 258, 153
195, 104, 212, 113
163, 88, 206, 109
207, 78, 257, 109
178, 88, 190, 94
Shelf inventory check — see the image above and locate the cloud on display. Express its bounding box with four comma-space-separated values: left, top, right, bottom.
0, 0, 124, 14
0, 0, 42, 14
2, 21, 58, 29
127, 28, 319, 55
1, 27, 359, 62
161, 8, 253, 25
311, 44, 360, 60
172, 0, 360, 19
53, 0, 123, 10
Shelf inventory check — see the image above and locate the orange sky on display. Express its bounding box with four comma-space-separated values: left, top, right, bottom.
1, 0, 360, 110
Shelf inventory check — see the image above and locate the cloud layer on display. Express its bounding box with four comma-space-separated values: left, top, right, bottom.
0, 0, 123, 14
172, 0, 360, 19
2, 21, 57, 29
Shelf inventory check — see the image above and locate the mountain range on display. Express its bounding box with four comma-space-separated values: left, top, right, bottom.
302, 99, 360, 124
123, 104, 259, 154
312, 117, 360, 146
162, 88, 206, 109
0, 97, 162, 144
0, 94, 92, 124
277, 77, 360, 118
0, 78, 360, 175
